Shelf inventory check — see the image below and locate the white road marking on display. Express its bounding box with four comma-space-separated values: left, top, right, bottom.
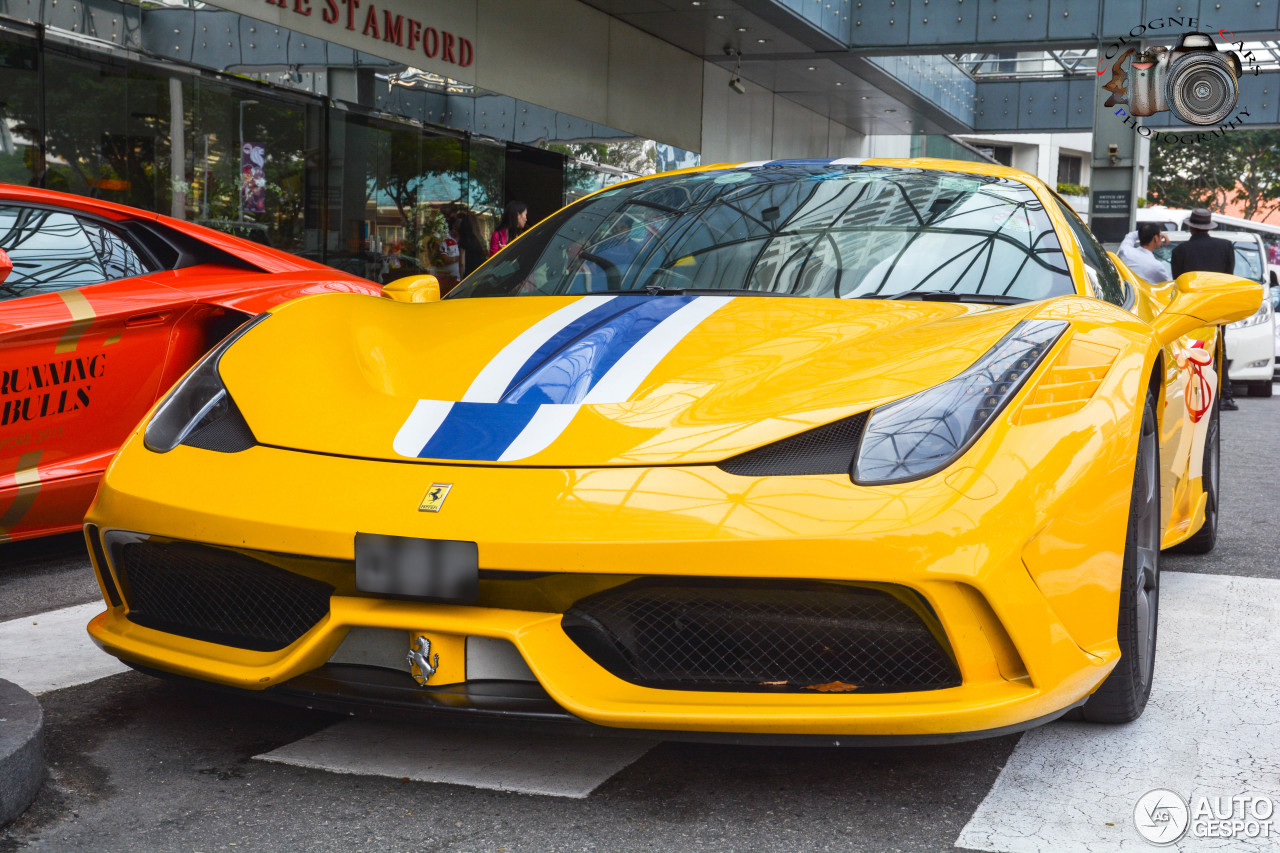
255, 720, 657, 798
956, 571, 1280, 853
0, 602, 127, 695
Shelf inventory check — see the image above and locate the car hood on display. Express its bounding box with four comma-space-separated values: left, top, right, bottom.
220, 293, 1037, 467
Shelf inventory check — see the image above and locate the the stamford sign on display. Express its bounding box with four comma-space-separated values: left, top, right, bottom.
261, 0, 473, 67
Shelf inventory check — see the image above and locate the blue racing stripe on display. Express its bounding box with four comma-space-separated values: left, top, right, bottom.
416, 402, 543, 461
501, 295, 695, 406
500, 297, 635, 399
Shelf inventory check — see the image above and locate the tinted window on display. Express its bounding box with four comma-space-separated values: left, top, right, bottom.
1054, 199, 1125, 306
82, 220, 149, 282
0, 205, 105, 301
450, 166, 1074, 303
0, 206, 155, 302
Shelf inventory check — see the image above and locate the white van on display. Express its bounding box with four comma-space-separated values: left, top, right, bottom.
1154, 231, 1275, 397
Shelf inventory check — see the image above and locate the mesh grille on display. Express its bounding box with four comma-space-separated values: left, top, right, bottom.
717, 413, 867, 477
562, 580, 960, 693
116, 540, 332, 651
182, 396, 256, 453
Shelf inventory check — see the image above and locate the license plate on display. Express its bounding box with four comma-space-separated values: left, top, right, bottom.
354, 533, 479, 603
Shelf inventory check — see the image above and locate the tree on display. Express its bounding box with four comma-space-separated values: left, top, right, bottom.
1148, 130, 1280, 221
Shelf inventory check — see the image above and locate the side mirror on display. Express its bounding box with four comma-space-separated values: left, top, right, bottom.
1153, 271, 1262, 346
0, 248, 12, 285
381, 274, 440, 304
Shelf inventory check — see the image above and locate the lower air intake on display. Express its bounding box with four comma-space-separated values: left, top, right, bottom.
562, 580, 960, 693
115, 540, 332, 651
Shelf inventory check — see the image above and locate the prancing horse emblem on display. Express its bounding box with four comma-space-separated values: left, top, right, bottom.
407, 636, 439, 685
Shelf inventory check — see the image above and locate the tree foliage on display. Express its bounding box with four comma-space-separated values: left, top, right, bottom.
1148, 130, 1280, 221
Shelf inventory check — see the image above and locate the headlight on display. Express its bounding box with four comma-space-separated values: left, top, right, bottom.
853, 319, 1067, 485
1228, 298, 1272, 329
144, 313, 269, 453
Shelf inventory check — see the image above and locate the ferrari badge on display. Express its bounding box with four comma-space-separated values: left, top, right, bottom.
419, 483, 452, 512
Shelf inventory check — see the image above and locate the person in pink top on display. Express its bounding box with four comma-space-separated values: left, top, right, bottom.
489, 201, 528, 257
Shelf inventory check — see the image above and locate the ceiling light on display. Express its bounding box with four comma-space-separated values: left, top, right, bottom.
737, 27, 748, 32
757, 38, 769, 43
884, 108, 897, 113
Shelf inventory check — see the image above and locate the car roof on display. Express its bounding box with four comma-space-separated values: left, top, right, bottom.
1161, 230, 1264, 244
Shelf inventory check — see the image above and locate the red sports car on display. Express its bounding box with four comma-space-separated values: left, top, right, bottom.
0, 185, 380, 542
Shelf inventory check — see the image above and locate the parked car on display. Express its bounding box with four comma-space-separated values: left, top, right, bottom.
0, 184, 381, 543
1154, 231, 1274, 397
83, 160, 1259, 741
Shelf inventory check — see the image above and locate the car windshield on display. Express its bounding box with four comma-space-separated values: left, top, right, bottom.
1154, 237, 1264, 283
448, 165, 1074, 302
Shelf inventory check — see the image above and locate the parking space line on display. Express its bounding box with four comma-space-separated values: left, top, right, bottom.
0, 601, 128, 695
255, 720, 658, 798
956, 571, 1280, 852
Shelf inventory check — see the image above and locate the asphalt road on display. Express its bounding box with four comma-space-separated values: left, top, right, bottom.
1, 383, 1276, 853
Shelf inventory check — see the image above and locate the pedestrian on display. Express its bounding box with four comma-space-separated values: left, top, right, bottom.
489, 201, 528, 257
458, 211, 487, 279
1171, 208, 1239, 410
1117, 223, 1172, 283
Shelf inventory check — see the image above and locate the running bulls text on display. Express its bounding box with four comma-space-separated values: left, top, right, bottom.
1, 354, 106, 426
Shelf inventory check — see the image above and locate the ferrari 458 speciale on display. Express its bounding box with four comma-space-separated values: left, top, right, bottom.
83, 160, 1260, 741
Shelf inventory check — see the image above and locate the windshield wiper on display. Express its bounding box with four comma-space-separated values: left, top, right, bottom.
868, 289, 1030, 305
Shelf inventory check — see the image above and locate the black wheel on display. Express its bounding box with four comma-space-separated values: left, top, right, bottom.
1173, 377, 1220, 554
1247, 380, 1273, 398
1080, 390, 1160, 723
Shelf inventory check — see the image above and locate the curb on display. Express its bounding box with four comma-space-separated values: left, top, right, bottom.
0, 678, 44, 826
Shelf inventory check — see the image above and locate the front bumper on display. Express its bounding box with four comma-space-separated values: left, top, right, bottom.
86, 427, 1129, 738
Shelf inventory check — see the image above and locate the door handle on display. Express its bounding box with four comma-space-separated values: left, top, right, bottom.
125, 312, 169, 327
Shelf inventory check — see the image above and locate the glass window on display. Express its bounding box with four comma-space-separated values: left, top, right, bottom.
450, 165, 1075, 302
81, 220, 150, 281
0, 38, 43, 188
1053, 198, 1125, 306
0, 205, 106, 300
1232, 241, 1264, 283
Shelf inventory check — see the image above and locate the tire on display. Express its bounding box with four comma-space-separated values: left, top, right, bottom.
1173, 380, 1220, 554
1247, 380, 1273, 398
1079, 390, 1160, 724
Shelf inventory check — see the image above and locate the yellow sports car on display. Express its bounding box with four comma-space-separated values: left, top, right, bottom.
84, 159, 1260, 742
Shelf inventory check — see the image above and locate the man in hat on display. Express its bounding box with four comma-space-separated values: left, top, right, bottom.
1171, 208, 1238, 409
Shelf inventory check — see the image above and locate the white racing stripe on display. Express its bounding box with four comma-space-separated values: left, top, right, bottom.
391, 399, 454, 458
0, 602, 128, 694
497, 403, 579, 462
583, 296, 733, 404
462, 295, 615, 403
256, 720, 657, 798
956, 571, 1280, 852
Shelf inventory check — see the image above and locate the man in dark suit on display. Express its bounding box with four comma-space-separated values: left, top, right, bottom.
1171, 208, 1238, 409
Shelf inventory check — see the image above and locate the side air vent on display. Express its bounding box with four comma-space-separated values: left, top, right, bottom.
717, 412, 868, 477
181, 394, 257, 453
1016, 338, 1118, 425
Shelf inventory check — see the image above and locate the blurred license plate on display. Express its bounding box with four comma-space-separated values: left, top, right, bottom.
354, 533, 478, 602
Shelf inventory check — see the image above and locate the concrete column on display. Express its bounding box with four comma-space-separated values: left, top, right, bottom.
1088, 46, 1141, 247
169, 77, 186, 219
